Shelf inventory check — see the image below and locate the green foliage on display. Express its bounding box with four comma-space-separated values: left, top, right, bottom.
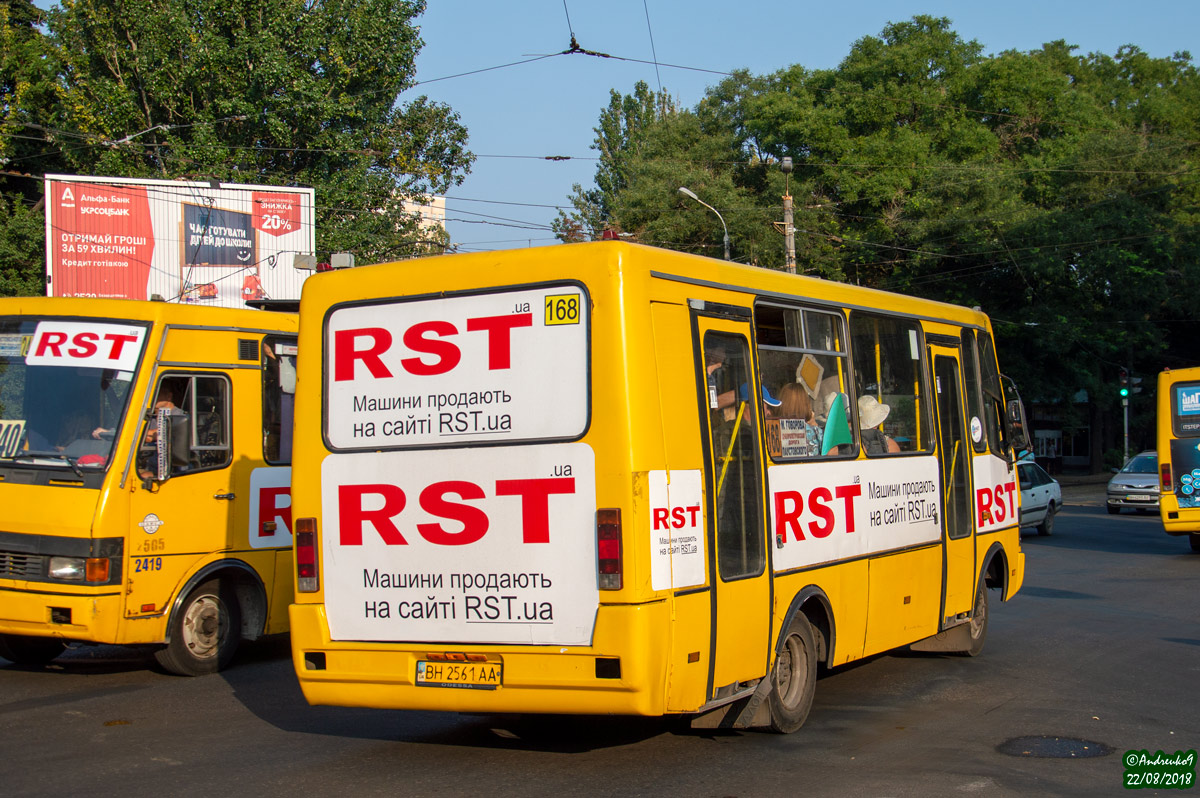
562, 16, 1200, 427
0, 0, 472, 290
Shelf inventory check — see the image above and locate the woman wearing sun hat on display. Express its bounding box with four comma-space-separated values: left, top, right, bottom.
858, 394, 901, 454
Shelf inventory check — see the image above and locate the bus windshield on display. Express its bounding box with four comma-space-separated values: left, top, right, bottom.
0, 317, 144, 470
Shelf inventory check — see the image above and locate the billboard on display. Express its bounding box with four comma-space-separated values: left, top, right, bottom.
45, 175, 316, 308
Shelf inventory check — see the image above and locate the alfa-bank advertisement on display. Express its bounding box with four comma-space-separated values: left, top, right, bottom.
45, 175, 315, 308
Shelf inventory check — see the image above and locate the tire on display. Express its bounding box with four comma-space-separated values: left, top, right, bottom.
962, 582, 989, 658
767, 615, 818, 733
154, 579, 241, 676
0, 633, 65, 666
1036, 502, 1056, 536
1106, 504, 1120, 515
1190, 534, 1200, 553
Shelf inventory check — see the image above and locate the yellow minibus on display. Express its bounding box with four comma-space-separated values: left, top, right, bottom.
1157, 366, 1200, 551
288, 242, 1027, 731
0, 297, 297, 674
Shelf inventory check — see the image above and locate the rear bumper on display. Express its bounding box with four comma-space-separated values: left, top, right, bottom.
1160, 496, 1200, 537
289, 601, 672, 716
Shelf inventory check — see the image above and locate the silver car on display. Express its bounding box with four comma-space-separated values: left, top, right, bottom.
1018, 460, 1062, 535
1106, 451, 1160, 514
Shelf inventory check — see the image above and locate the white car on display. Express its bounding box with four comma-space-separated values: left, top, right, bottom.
1018, 460, 1062, 536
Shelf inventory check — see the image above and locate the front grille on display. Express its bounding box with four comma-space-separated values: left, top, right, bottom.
0, 550, 45, 579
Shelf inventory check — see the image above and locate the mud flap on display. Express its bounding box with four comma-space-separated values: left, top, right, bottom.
909, 621, 972, 653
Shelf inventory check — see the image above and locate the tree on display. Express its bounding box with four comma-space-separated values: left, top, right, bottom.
0, 0, 63, 294
38, 0, 471, 265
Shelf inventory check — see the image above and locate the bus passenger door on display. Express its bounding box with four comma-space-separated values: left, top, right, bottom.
930, 347, 976, 626
694, 317, 771, 697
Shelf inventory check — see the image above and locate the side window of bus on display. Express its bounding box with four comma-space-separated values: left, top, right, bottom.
263, 337, 298, 464
961, 329, 987, 453
139, 374, 231, 477
976, 331, 1006, 452
848, 314, 933, 455
755, 303, 853, 459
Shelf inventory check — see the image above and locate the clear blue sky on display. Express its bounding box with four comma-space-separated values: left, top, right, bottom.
410, 1, 1198, 252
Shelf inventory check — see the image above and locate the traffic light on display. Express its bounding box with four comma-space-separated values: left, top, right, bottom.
1119, 368, 1129, 397
1131, 376, 1143, 395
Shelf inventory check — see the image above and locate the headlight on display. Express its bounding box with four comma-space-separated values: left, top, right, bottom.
49, 556, 86, 581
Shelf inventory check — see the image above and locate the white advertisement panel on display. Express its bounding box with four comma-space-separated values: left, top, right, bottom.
248, 467, 292, 549
325, 285, 588, 449
320, 442, 598, 644
769, 457, 943, 571
972, 453, 1019, 532
45, 175, 315, 308
26, 321, 146, 371
648, 469, 706, 591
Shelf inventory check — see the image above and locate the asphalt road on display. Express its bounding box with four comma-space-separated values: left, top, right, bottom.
3, 488, 1197, 798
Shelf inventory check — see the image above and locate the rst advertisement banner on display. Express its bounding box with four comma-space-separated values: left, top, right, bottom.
320, 443, 598, 645
25, 321, 146, 372
45, 175, 315, 308
972, 453, 1019, 533
325, 285, 589, 449
769, 457, 943, 571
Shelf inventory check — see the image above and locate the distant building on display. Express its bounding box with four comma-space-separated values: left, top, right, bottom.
401, 195, 447, 255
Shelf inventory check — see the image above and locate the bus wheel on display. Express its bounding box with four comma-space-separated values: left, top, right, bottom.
0, 633, 65, 667
962, 583, 989, 657
155, 579, 240, 676
1037, 502, 1056, 536
1190, 534, 1200, 553
767, 615, 818, 733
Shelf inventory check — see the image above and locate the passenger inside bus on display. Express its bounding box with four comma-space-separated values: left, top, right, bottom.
858, 395, 901, 454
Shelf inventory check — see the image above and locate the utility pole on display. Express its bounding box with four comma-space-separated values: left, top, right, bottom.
781, 157, 796, 274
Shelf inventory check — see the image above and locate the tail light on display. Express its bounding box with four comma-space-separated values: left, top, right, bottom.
597, 508, 622, 590
1161, 462, 1173, 492
296, 517, 319, 593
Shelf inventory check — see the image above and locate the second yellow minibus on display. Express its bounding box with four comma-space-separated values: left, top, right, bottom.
0, 297, 298, 674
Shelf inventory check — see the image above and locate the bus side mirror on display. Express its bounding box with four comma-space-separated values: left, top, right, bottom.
146, 408, 191, 486
1005, 398, 1030, 453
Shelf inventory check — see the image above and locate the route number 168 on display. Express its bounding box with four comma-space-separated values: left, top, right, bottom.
544, 294, 581, 326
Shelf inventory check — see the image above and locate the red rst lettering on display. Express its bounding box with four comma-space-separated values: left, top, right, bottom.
494, 477, 575, 543
807, 487, 835, 538
835, 483, 862, 533
976, 486, 995, 526
1002, 481, 1017, 520
68, 332, 99, 358
401, 320, 461, 376
34, 331, 68, 357
466, 313, 532, 370
774, 490, 805, 541
103, 332, 140, 360
334, 328, 394, 381
338, 484, 408, 545
417, 481, 488, 545
257, 486, 292, 537
652, 507, 670, 530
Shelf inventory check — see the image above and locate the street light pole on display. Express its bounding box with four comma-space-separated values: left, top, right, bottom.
678, 186, 730, 260
781, 157, 796, 274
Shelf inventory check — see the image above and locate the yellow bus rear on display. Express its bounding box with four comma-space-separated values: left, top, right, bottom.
289, 242, 1026, 730
0, 297, 298, 674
